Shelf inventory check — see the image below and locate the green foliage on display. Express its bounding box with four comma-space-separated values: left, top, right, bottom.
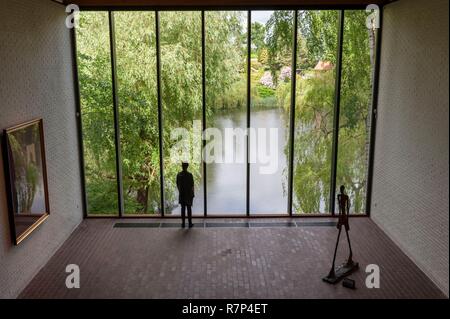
256, 85, 275, 98
77, 11, 246, 214
336, 10, 375, 213
298, 10, 339, 69
266, 11, 294, 84
114, 12, 161, 214
294, 11, 373, 213
275, 81, 291, 109
77, 10, 374, 215
206, 12, 246, 110
85, 179, 118, 213
257, 48, 269, 64
251, 22, 266, 54
292, 70, 335, 213
214, 75, 246, 110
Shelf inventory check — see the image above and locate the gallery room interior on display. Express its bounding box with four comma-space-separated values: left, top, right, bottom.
0, 0, 448, 299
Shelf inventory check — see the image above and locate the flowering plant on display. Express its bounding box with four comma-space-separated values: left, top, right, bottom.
279, 66, 291, 82
259, 71, 276, 89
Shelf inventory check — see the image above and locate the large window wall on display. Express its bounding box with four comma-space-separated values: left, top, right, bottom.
75, 9, 379, 217
292, 10, 338, 214
160, 11, 204, 215
250, 11, 294, 214
77, 12, 118, 215
114, 11, 161, 215
336, 10, 377, 214
205, 11, 248, 215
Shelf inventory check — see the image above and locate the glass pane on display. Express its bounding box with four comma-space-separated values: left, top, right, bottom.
76, 12, 118, 215
249, 10, 293, 214
160, 12, 204, 216
293, 10, 338, 214
205, 11, 248, 215
336, 10, 376, 214
114, 12, 161, 215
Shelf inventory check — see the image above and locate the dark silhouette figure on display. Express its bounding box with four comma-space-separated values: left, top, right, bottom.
176, 162, 194, 228
323, 185, 358, 284
336, 185, 353, 265
337, 185, 350, 232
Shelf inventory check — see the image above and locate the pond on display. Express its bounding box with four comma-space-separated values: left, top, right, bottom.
174, 107, 289, 215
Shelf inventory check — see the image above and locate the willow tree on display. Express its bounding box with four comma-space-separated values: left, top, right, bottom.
277, 10, 375, 213
77, 11, 245, 214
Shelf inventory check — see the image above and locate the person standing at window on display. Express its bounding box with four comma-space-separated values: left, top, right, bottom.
176, 162, 194, 228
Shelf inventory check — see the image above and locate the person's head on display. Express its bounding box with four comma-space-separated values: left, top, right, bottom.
340, 185, 345, 194
182, 162, 189, 171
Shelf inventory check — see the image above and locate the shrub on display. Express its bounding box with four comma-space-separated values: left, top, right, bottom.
257, 84, 276, 98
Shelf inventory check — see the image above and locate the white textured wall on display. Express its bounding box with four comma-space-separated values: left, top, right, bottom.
0, 0, 83, 298
372, 0, 449, 296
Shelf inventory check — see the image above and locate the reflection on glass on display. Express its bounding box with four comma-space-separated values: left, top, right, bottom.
205, 11, 247, 215
114, 12, 161, 215
293, 10, 338, 214
159, 11, 204, 215
336, 10, 376, 214
250, 10, 293, 214
76, 12, 118, 215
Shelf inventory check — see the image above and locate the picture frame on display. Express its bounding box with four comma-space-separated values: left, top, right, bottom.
2, 119, 50, 245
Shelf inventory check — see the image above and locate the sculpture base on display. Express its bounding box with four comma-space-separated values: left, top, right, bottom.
322, 261, 359, 284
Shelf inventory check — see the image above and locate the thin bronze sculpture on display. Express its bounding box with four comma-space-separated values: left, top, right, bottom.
323, 185, 359, 284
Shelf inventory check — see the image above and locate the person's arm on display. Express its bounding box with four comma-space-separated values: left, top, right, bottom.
346, 196, 350, 215
176, 173, 180, 191
336, 195, 342, 228
337, 195, 342, 215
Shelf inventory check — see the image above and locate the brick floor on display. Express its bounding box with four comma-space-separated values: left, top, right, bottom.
19, 218, 446, 298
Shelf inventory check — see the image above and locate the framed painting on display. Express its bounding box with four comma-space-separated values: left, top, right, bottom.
2, 119, 50, 245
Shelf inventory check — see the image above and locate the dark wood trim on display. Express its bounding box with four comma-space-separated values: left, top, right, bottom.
86, 214, 369, 219
365, 7, 383, 217
70, 28, 88, 219
2, 131, 19, 244
201, 10, 207, 217
245, 10, 251, 217
329, 10, 344, 216
287, 10, 298, 216
155, 11, 166, 216
50, 0, 65, 5
108, 11, 124, 217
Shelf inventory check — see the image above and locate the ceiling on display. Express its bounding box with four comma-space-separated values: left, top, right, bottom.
55, 0, 396, 9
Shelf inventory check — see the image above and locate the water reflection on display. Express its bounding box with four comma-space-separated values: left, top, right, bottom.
249, 108, 288, 214
183, 107, 288, 215
205, 109, 247, 214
